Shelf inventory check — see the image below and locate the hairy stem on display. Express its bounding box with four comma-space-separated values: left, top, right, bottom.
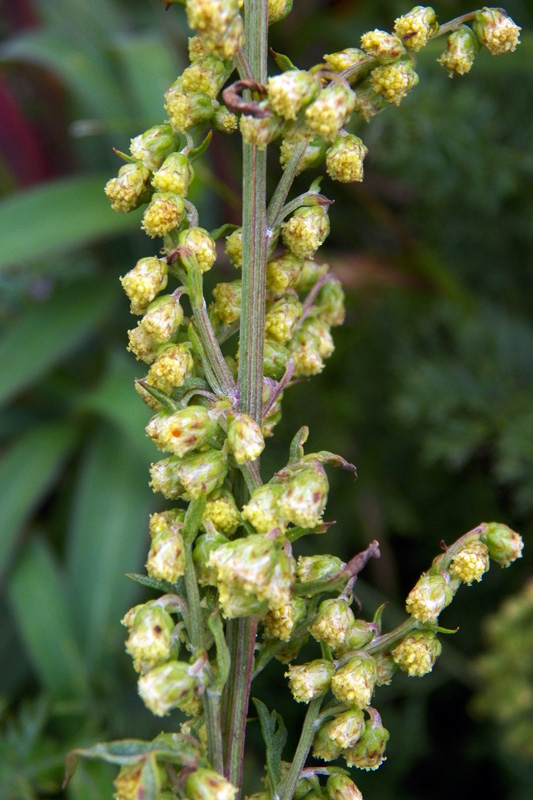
280, 698, 323, 800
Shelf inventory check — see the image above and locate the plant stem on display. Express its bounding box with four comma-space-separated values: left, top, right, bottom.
280, 698, 323, 800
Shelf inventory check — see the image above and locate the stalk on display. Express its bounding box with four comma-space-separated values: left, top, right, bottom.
280, 698, 323, 800
223, 1, 269, 792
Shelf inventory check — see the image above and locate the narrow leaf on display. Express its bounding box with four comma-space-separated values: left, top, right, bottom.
252, 698, 287, 795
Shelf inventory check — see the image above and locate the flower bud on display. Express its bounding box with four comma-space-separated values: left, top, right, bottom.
127, 324, 159, 363
480, 522, 523, 567
278, 462, 329, 528
268, 0, 293, 24
152, 152, 194, 196
279, 132, 327, 175
328, 710, 366, 752
394, 6, 439, 51
266, 253, 303, 294
286, 658, 334, 703
301, 317, 334, 358
140, 294, 184, 344
326, 134, 368, 183
184, 768, 237, 800
312, 720, 343, 762
177, 447, 228, 499
353, 83, 388, 122
213, 104, 239, 133
179, 226, 218, 272
146, 406, 216, 457
265, 295, 303, 344
326, 775, 363, 800
323, 47, 368, 74
437, 26, 480, 77
193, 530, 230, 585
164, 84, 215, 132
264, 596, 306, 641
146, 522, 186, 584
472, 8, 521, 56
314, 276, 345, 326
293, 259, 329, 293
305, 84, 356, 142
263, 339, 290, 380
405, 572, 456, 622
130, 124, 177, 171
188, 34, 208, 61
180, 56, 228, 98
225, 228, 242, 268
310, 598, 355, 649
121, 257, 168, 315
203, 487, 241, 535
138, 660, 199, 717
296, 554, 344, 587
228, 413, 265, 464
392, 629, 442, 676
344, 710, 389, 770
370, 57, 419, 106
146, 343, 194, 394
331, 653, 378, 708
212, 279, 242, 324
123, 603, 174, 673
450, 540, 490, 584
104, 162, 151, 213
150, 508, 186, 536
374, 651, 397, 686
114, 762, 166, 800
241, 483, 285, 533
150, 456, 185, 500
239, 105, 284, 151
361, 29, 405, 61
335, 619, 377, 656
282, 204, 330, 260
267, 70, 321, 121
142, 192, 185, 238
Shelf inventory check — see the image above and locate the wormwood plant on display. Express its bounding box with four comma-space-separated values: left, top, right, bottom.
64, 4, 524, 800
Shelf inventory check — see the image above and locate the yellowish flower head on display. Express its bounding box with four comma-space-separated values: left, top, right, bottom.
370, 59, 419, 105
146, 343, 194, 394
305, 84, 356, 142
473, 7, 521, 56
392, 629, 442, 676
120, 257, 168, 315
142, 192, 185, 238
360, 29, 405, 61
394, 6, 439, 51
331, 654, 377, 708
450, 540, 490, 584
326, 133, 368, 183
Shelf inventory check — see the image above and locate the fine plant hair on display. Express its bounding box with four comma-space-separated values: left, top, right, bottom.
65, 4, 524, 800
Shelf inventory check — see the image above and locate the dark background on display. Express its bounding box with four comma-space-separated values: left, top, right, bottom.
0, 1, 532, 798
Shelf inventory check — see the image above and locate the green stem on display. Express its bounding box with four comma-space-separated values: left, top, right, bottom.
266, 139, 308, 230
280, 698, 323, 800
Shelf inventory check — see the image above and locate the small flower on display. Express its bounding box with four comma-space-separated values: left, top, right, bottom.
179, 227, 218, 272
263, 596, 306, 641
268, 0, 293, 24
335, 619, 377, 656
146, 343, 194, 395
312, 720, 344, 762
279, 131, 327, 174
203, 487, 241, 535
239, 104, 284, 151
152, 152, 194, 196
353, 82, 388, 122
281, 205, 330, 260
326, 775, 363, 800
177, 447, 228, 499
264, 294, 303, 344
121, 257, 168, 315
146, 522, 186, 584
164, 84, 215, 131
184, 768, 237, 800
267, 70, 321, 121
437, 26, 480, 77
323, 47, 368, 74
127, 324, 159, 363
370, 57, 419, 106
266, 253, 302, 294
327, 708, 365, 749
193, 530, 230, 585
277, 461, 329, 528
314, 276, 345, 326
228, 413, 265, 464
213, 104, 239, 133
296, 554, 344, 587
480, 522, 524, 567
130, 124, 176, 171
241, 483, 285, 533
305, 84, 356, 142
104, 162, 151, 212
142, 192, 185, 238
123, 602, 174, 673
394, 6, 439, 51
361, 29, 405, 61
405, 572, 456, 622
473, 7, 521, 56
392, 629, 442, 676
374, 651, 398, 685
138, 660, 199, 716
263, 339, 290, 380
180, 55, 228, 98
343, 708, 389, 770
450, 540, 490, 584
146, 406, 216, 457
212, 279, 242, 324
310, 598, 355, 649
326, 134, 368, 183
286, 658, 334, 702
293, 259, 329, 293
140, 293, 184, 344
149, 456, 185, 500
225, 228, 242, 267
331, 653, 377, 708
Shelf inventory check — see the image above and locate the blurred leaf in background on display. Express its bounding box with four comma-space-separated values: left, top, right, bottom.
0, 1, 532, 799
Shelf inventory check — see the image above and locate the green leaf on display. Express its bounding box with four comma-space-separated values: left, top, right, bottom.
252, 698, 287, 796
0, 176, 142, 273
65, 422, 153, 670
125, 573, 175, 593
0, 423, 78, 575
0, 278, 116, 408
7, 537, 88, 698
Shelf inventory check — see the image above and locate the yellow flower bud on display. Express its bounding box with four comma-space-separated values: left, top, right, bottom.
327, 707, 365, 749
450, 540, 490, 584
146, 522, 186, 584
326, 134, 368, 183
281, 205, 330, 260
331, 654, 377, 708
212, 279, 242, 324
268, 0, 293, 24
344, 709, 389, 770
263, 596, 306, 641
266, 253, 302, 294
228, 412, 265, 464
141, 192, 185, 238
184, 768, 237, 800
130, 124, 176, 171
394, 6, 439, 51
138, 660, 199, 717
473, 7, 521, 56
152, 152, 194, 196
139, 294, 184, 344
179, 227, 217, 272
265, 295, 303, 344
310, 598, 355, 649
180, 55, 228, 98
202, 487, 241, 535
405, 572, 456, 622
370, 58, 419, 106
239, 104, 284, 151
392, 629, 442, 676
286, 658, 334, 702
120, 257, 168, 315
241, 483, 285, 533
104, 162, 150, 213
225, 227, 242, 267
304, 84, 356, 143
127, 324, 159, 363
323, 47, 367, 74
437, 26, 480, 77
146, 406, 216, 457
123, 603, 174, 673
146, 343, 194, 395
164, 84, 215, 132
267, 70, 321, 121
361, 29, 405, 61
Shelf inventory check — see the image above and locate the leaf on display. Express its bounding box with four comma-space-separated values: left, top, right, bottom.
0, 423, 79, 575
0, 278, 117, 408
0, 176, 142, 273
252, 698, 287, 796
65, 422, 154, 670
7, 537, 89, 698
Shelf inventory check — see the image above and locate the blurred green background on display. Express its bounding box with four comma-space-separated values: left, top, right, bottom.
0, 1, 532, 798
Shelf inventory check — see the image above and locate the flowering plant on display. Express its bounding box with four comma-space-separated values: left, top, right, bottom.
65, 4, 523, 800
